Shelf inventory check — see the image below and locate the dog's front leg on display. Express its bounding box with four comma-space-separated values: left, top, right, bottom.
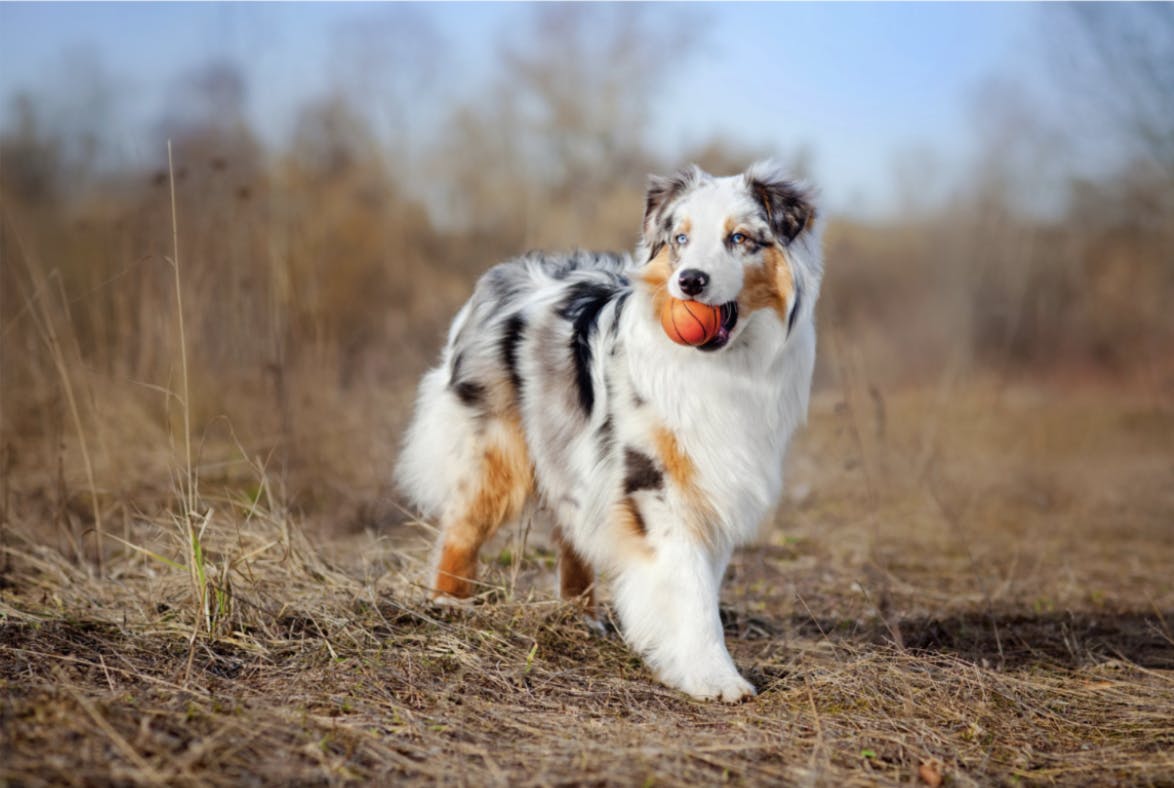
612, 537, 755, 702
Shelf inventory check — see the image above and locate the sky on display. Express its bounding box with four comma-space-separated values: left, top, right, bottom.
0, 2, 1051, 218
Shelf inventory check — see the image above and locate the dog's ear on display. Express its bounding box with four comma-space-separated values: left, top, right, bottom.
642, 165, 703, 251
746, 162, 816, 245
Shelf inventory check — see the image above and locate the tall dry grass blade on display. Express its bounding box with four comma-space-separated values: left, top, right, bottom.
167, 139, 196, 521
160, 140, 218, 655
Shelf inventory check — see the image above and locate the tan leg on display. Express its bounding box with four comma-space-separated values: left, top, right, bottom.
434, 535, 482, 599
432, 416, 532, 600
554, 527, 596, 616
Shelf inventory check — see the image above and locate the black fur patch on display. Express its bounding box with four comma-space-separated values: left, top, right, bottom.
645, 169, 696, 226
623, 448, 663, 495
750, 177, 814, 245
558, 281, 616, 415
788, 283, 802, 336
611, 290, 631, 336
643, 166, 701, 244
597, 414, 616, 462
598, 415, 614, 441
449, 353, 483, 408
500, 313, 527, 395
453, 380, 486, 408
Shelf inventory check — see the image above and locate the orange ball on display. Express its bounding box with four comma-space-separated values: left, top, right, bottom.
660, 297, 722, 346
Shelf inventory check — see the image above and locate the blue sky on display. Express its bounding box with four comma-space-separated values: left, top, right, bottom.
0, 2, 1049, 217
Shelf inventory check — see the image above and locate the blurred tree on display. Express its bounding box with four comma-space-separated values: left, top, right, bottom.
0, 93, 61, 204
951, 4, 1174, 373
290, 95, 387, 185
1060, 5, 1174, 365
158, 59, 262, 174
500, 4, 697, 190
680, 139, 815, 184
329, 5, 445, 171
48, 47, 119, 184
1063, 4, 1174, 181
183, 61, 249, 129
967, 74, 1069, 219
432, 4, 704, 247
0, 47, 122, 204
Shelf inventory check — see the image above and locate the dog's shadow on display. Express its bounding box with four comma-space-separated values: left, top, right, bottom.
722, 606, 1174, 671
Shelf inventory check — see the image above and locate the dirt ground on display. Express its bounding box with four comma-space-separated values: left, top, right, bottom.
2, 381, 1172, 786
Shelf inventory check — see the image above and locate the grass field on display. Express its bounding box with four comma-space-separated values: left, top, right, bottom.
3, 377, 1171, 786
3, 5, 1173, 782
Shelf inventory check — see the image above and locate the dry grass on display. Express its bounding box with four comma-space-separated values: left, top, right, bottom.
3, 379, 1172, 786
4, 9, 1173, 782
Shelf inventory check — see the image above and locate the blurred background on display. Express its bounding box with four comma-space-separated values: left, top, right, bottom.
1, 2, 1172, 541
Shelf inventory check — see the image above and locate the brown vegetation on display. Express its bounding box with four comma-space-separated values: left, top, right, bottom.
2, 388, 1171, 785
2, 5, 1172, 785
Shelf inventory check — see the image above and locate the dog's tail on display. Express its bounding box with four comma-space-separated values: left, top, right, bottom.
394, 359, 482, 520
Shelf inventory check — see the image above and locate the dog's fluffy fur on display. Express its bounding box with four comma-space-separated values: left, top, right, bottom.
397, 162, 823, 701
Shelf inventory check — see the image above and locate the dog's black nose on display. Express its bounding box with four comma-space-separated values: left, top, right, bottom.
678, 269, 709, 297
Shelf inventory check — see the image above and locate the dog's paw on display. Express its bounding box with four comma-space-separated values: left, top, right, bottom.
583, 615, 611, 637
429, 592, 475, 608
676, 671, 757, 703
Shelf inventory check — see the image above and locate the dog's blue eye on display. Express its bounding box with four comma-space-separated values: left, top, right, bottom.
731, 232, 747, 245
675, 233, 688, 245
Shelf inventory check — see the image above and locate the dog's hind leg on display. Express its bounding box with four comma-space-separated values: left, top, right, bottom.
553, 526, 596, 617
431, 412, 533, 600
397, 363, 534, 601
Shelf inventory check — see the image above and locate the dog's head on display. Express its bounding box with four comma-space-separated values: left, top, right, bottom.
639, 161, 820, 351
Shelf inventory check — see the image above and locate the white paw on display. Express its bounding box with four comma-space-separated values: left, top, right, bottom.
430, 592, 474, 607
674, 670, 757, 703
583, 615, 611, 637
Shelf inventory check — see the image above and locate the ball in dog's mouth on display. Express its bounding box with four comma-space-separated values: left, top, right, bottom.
697, 302, 739, 352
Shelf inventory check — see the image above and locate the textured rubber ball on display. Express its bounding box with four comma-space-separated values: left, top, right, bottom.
660, 297, 722, 346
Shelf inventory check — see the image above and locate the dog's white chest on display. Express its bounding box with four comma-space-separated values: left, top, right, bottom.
626, 316, 812, 543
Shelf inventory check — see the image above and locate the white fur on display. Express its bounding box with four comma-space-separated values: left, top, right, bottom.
396, 163, 823, 701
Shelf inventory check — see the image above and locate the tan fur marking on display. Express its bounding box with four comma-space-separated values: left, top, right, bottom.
770, 245, 796, 317
434, 543, 477, 598
622, 496, 648, 537
654, 426, 696, 490
641, 245, 673, 321
432, 410, 534, 599
652, 426, 718, 546
739, 244, 795, 322
467, 416, 532, 529
554, 527, 596, 615
613, 497, 654, 559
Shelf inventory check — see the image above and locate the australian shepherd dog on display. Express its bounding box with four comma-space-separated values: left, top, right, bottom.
396, 162, 823, 701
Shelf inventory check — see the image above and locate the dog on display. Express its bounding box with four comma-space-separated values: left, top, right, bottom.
396, 161, 822, 701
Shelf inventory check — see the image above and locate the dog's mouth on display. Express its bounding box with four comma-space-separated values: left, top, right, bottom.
698, 302, 739, 352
